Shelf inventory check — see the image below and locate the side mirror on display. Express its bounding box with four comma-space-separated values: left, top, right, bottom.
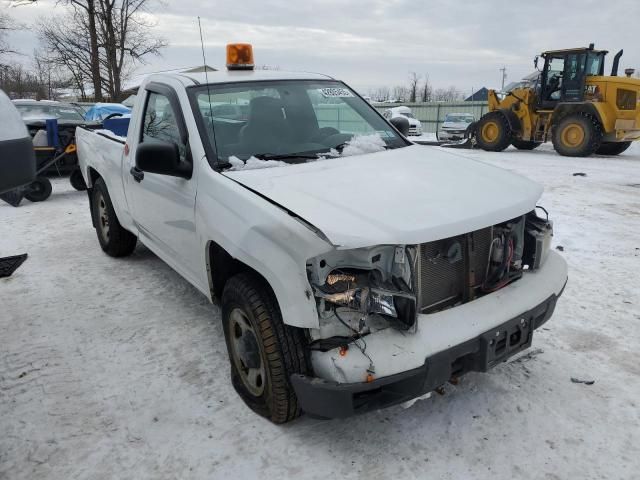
136, 140, 191, 179
389, 116, 410, 136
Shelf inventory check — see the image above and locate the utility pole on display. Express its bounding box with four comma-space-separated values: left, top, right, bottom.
500, 66, 507, 90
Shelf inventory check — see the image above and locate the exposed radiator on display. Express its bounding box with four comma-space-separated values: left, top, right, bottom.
416, 227, 493, 313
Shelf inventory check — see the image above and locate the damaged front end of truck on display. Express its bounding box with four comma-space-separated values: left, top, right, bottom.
293, 208, 561, 418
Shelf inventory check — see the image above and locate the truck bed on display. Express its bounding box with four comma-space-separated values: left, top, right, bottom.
75, 126, 131, 226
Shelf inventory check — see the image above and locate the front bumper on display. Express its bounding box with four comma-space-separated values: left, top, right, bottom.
292, 250, 568, 418
292, 287, 564, 419
438, 130, 466, 140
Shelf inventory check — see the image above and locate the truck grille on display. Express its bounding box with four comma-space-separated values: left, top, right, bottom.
415, 227, 493, 313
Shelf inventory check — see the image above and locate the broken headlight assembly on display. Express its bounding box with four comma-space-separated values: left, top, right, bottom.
307, 246, 418, 343
523, 207, 554, 270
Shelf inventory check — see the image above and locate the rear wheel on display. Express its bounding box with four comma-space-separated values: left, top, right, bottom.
552, 113, 602, 157
511, 139, 541, 150
70, 169, 87, 191
221, 272, 310, 423
475, 112, 512, 152
91, 178, 137, 257
595, 141, 631, 156
24, 176, 52, 202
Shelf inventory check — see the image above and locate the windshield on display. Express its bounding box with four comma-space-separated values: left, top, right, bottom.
191, 80, 407, 167
444, 114, 474, 123
401, 112, 415, 119
15, 103, 85, 121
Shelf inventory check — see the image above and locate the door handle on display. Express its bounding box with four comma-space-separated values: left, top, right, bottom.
130, 166, 144, 183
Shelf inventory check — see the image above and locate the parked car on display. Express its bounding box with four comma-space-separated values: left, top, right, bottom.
382, 106, 423, 135
76, 43, 567, 423
438, 112, 476, 141
84, 103, 132, 121
12, 99, 99, 174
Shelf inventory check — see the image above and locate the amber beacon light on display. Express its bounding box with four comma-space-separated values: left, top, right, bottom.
226, 43, 255, 70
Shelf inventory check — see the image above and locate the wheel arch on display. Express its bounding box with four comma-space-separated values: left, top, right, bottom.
204, 239, 321, 329
496, 108, 522, 134
86, 167, 102, 228
551, 103, 604, 128
86, 166, 102, 189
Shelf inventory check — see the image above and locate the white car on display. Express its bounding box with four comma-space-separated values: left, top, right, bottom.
438, 112, 476, 141
382, 106, 423, 136
76, 44, 567, 423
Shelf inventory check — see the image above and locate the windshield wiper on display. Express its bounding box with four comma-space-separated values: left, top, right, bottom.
331, 142, 392, 152
253, 152, 319, 162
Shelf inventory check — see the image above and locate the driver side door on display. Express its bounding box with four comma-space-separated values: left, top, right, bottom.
127, 84, 200, 284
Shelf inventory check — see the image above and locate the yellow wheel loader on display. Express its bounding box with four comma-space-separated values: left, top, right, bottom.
476, 44, 640, 157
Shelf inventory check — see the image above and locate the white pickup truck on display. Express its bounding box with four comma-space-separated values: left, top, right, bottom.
76, 45, 568, 423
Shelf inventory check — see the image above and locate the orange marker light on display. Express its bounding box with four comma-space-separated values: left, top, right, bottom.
226, 43, 254, 71
339, 346, 348, 357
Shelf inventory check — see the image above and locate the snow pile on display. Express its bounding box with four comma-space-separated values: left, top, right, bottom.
228, 155, 287, 171
339, 133, 386, 157
95, 129, 127, 142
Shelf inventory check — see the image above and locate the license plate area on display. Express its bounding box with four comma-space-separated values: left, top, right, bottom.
481, 315, 533, 369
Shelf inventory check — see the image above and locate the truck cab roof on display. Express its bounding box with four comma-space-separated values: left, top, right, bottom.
146, 69, 335, 88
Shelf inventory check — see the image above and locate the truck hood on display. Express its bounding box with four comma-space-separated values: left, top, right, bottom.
223, 145, 543, 249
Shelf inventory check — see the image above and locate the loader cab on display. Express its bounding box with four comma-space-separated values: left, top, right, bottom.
538, 47, 607, 109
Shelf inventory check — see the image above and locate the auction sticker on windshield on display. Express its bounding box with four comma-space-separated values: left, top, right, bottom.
319, 87, 354, 98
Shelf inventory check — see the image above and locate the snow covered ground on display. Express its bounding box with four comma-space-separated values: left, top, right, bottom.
1, 143, 639, 479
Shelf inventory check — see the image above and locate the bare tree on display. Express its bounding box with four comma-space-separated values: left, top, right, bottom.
408, 72, 420, 103
372, 86, 390, 102
392, 85, 408, 102
421, 73, 432, 102
0, 11, 17, 58
433, 86, 463, 102
96, 0, 166, 100
39, 0, 165, 101
60, 0, 103, 100
39, 12, 94, 99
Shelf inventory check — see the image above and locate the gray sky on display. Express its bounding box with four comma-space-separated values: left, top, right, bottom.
4, 0, 640, 95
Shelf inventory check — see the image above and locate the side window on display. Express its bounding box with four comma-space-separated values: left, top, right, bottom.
544, 56, 565, 100
142, 91, 186, 159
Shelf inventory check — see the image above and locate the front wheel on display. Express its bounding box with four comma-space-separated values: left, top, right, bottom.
91, 178, 137, 257
595, 141, 631, 156
552, 113, 602, 157
222, 273, 310, 423
475, 112, 512, 152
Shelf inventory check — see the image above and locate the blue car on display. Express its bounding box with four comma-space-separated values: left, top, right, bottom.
84, 103, 131, 121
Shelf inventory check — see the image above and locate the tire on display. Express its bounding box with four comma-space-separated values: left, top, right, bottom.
595, 141, 632, 156
475, 112, 512, 152
91, 177, 137, 257
70, 169, 87, 191
552, 113, 603, 157
24, 177, 52, 202
221, 272, 310, 424
511, 139, 541, 150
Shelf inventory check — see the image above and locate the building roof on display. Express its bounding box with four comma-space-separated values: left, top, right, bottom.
465, 87, 489, 101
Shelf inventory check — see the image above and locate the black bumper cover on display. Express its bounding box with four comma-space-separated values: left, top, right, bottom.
291, 289, 563, 419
